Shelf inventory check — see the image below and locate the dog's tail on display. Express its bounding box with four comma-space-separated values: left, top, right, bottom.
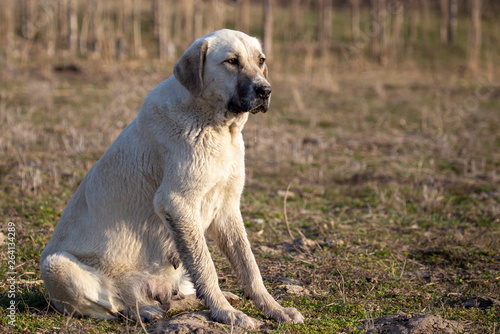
41, 251, 122, 318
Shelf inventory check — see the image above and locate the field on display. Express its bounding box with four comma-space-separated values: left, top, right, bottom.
1, 4, 500, 334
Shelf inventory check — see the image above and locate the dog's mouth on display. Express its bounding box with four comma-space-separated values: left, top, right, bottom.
228, 98, 270, 114
248, 103, 268, 114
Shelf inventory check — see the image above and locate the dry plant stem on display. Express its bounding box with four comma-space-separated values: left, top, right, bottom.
136, 301, 148, 333
400, 260, 407, 280
64, 308, 78, 333
390, 251, 407, 279
17, 279, 44, 285
390, 251, 404, 278
336, 268, 346, 304
283, 182, 295, 241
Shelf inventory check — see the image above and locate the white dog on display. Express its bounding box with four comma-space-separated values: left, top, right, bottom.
41, 29, 304, 329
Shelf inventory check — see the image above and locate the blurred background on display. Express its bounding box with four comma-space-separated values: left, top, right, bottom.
0, 0, 498, 72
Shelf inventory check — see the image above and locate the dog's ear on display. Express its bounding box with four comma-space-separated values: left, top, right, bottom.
174, 39, 209, 97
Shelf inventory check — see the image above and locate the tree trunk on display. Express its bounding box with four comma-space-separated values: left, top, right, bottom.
468, 0, 482, 71
158, 0, 174, 61
99, 1, 115, 61
58, 0, 68, 45
263, 0, 273, 59
152, 0, 159, 38
193, 0, 202, 40
68, 0, 78, 55
122, 0, 133, 38
204, 0, 211, 34
350, 0, 360, 43
118, 0, 133, 59
378, 0, 387, 65
237, 0, 250, 33
371, 0, 387, 64
421, 0, 430, 42
91, 0, 104, 58
158, 0, 166, 60
206, 0, 224, 34
133, 0, 143, 57
182, 0, 194, 44
319, 0, 332, 54
440, 0, 449, 43
370, 0, 379, 57
116, 0, 125, 60
43, 0, 57, 57
448, 0, 458, 45
1, 0, 15, 44
2, 0, 15, 61
290, 0, 303, 40
390, 0, 404, 60
408, 0, 419, 44
80, 0, 95, 55
21, 0, 37, 40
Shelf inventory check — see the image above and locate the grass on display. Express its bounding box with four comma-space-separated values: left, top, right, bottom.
1, 6, 500, 334
2, 62, 498, 333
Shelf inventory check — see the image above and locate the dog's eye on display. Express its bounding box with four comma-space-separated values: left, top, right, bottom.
259, 58, 265, 65
227, 58, 239, 65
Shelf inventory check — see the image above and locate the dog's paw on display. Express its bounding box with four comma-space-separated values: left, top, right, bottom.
122, 305, 166, 323
263, 306, 305, 324
138, 305, 166, 323
211, 308, 257, 330
283, 307, 305, 324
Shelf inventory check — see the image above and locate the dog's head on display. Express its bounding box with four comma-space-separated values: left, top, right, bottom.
174, 29, 271, 114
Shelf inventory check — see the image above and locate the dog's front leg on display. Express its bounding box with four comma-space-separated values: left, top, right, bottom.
209, 210, 305, 325
154, 193, 257, 330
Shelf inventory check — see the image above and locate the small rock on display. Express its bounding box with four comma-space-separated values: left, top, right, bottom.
149, 311, 273, 334
464, 295, 500, 309
263, 275, 303, 286
359, 312, 463, 334
280, 284, 310, 296
258, 245, 281, 256
284, 237, 317, 253
149, 311, 244, 334
302, 137, 320, 145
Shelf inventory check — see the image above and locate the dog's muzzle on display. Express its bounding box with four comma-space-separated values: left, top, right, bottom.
255, 85, 272, 100
228, 82, 272, 114
252, 84, 272, 114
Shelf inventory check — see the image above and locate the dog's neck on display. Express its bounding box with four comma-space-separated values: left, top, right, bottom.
139, 76, 250, 142
183, 96, 249, 132
225, 111, 249, 137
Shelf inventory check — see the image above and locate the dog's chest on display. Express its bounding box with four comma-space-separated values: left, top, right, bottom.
196, 130, 244, 229
197, 126, 243, 179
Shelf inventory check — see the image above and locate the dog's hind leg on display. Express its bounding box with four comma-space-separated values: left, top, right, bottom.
114, 274, 171, 322
41, 251, 123, 319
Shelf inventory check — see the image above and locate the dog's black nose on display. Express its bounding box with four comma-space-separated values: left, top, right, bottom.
256, 85, 272, 99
